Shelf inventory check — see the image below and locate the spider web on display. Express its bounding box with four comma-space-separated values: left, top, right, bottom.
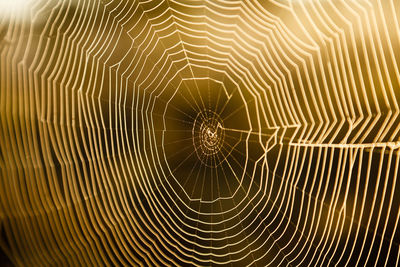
1, 0, 400, 266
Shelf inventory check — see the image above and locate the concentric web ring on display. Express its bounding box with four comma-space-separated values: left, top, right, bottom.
1, 0, 400, 266
192, 109, 224, 165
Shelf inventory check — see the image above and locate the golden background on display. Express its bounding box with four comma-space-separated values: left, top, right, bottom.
0, 0, 400, 266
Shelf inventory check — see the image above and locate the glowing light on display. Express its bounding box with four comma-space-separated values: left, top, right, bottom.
0, 0, 32, 20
